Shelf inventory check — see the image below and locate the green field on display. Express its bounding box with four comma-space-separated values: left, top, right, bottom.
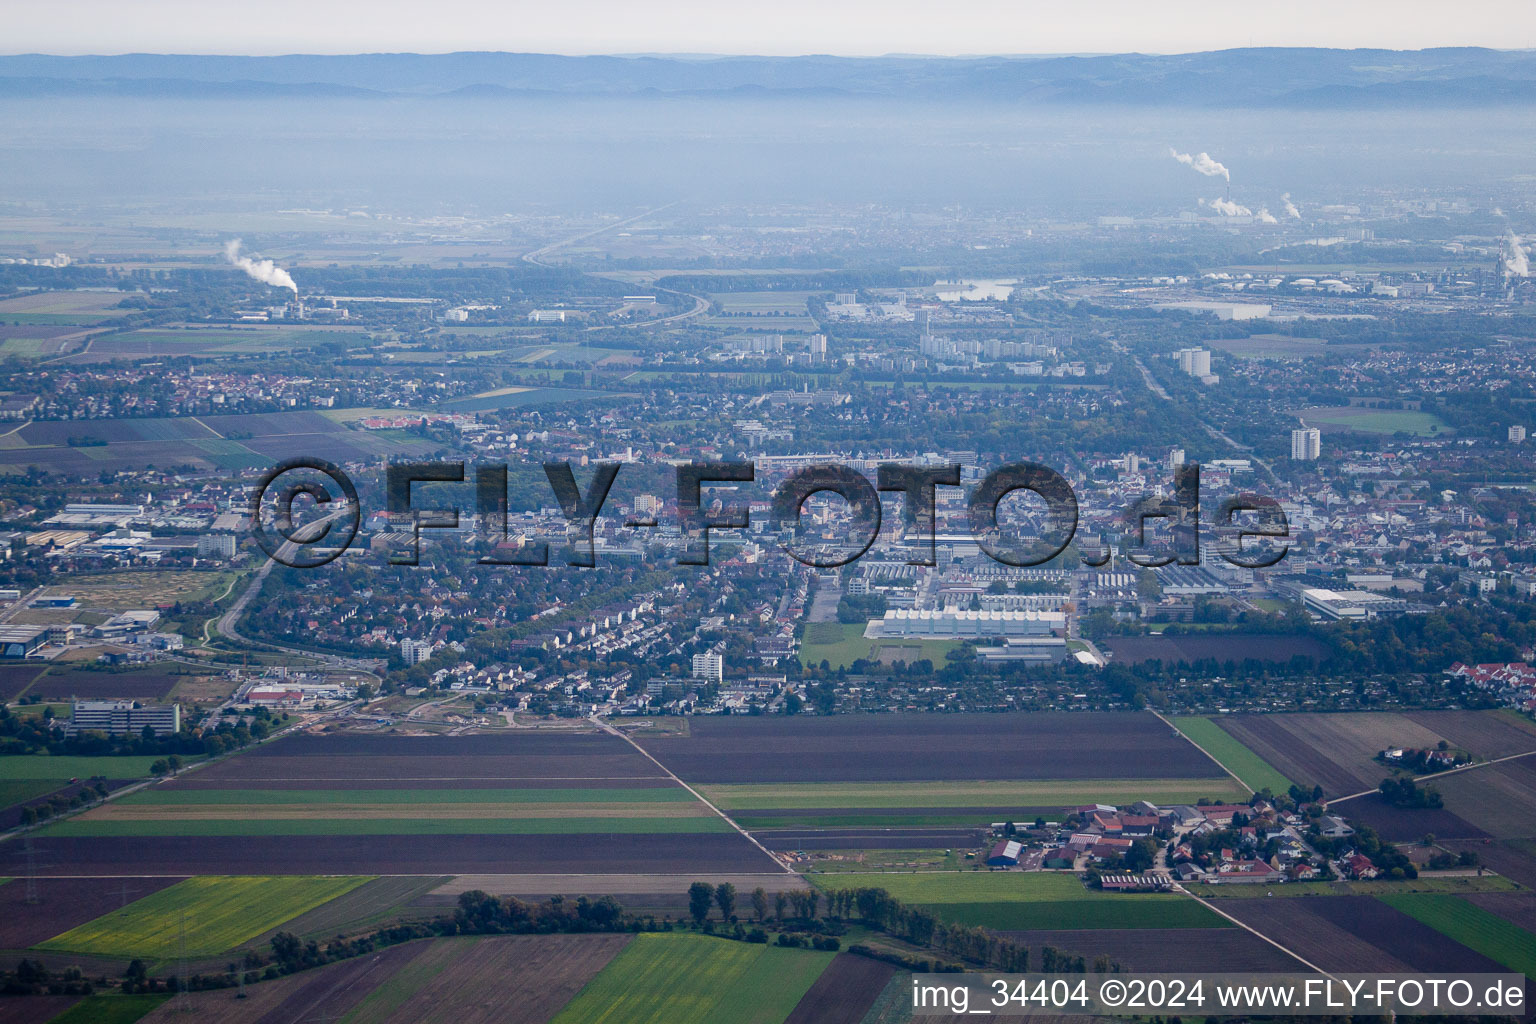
1190, 875, 1519, 898
703, 778, 1250, 812
1295, 406, 1450, 437
811, 872, 1227, 931
0, 779, 64, 808
38, 875, 370, 958
337, 937, 466, 1023
125, 786, 694, 805
42, 816, 732, 837
0, 755, 167, 781
45, 995, 170, 1024
550, 933, 834, 1024
1377, 894, 1536, 977
799, 622, 875, 668
1171, 717, 1296, 794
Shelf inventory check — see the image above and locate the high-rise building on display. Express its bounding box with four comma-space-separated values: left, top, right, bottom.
1168, 448, 1186, 470
197, 533, 237, 558
1176, 347, 1212, 378
1510, 425, 1526, 443
692, 652, 723, 682
1291, 427, 1321, 461
401, 638, 435, 665
808, 334, 828, 363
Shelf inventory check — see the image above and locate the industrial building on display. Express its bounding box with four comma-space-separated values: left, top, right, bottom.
867, 607, 1064, 639
66, 700, 181, 736
0, 624, 46, 658
1301, 588, 1409, 621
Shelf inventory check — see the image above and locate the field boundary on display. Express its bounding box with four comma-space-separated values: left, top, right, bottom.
592, 715, 794, 874
1152, 710, 1253, 794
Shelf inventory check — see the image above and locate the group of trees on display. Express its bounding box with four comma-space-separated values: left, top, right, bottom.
1378, 776, 1445, 809
0, 701, 273, 759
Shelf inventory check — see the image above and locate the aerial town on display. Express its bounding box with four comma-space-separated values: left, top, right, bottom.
0, 39, 1533, 1024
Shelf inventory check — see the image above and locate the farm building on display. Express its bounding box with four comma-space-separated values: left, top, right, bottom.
987, 840, 1023, 867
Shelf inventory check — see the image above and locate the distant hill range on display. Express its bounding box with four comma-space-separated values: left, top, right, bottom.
2, 48, 1536, 106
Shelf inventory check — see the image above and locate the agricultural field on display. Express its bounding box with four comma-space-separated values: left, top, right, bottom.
1377, 893, 1536, 977
638, 713, 1238, 853
633, 712, 1229, 784
0, 754, 168, 829
0, 407, 435, 474
136, 938, 429, 1024
549, 933, 835, 1024
0, 876, 184, 950
1406, 709, 1536, 758
25, 731, 781, 875
36, 875, 370, 958
52, 783, 730, 836
1225, 895, 1510, 975
1170, 716, 1297, 793
341, 934, 633, 1024
1103, 633, 1329, 667
783, 954, 896, 1024
0, 664, 46, 700
1420, 761, 1536, 840
1213, 711, 1457, 797
243, 875, 448, 944
19, 667, 185, 701
706, 777, 1248, 830
43, 995, 168, 1024
810, 872, 1226, 931
998, 927, 1300, 972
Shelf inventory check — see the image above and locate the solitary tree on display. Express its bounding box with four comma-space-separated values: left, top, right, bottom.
751, 887, 768, 922
714, 882, 736, 921
687, 882, 713, 924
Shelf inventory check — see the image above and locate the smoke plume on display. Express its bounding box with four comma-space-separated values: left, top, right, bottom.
1201, 197, 1252, 217
1281, 193, 1301, 218
1256, 207, 1279, 224
1505, 230, 1531, 278
224, 239, 297, 293
1169, 148, 1230, 182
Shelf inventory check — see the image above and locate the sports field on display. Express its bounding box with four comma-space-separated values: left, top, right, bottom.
37, 875, 370, 957
812, 871, 1226, 930
1171, 716, 1297, 793
1376, 894, 1536, 978
550, 933, 834, 1024
1294, 405, 1450, 436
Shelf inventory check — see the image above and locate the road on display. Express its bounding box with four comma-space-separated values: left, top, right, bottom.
1325, 748, 1536, 806
215, 509, 381, 678
1125, 350, 1278, 482
522, 203, 711, 332
591, 714, 795, 874
0, 586, 43, 623
1153, 709, 1255, 794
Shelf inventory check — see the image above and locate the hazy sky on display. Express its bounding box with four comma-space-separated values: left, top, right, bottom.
6, 0, 1536, 56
